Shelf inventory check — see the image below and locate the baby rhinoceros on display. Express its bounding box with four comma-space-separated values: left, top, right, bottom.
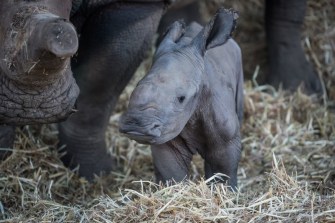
119, 8, 244, 189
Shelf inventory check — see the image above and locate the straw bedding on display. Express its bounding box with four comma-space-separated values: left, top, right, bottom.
0, 0, 334, 222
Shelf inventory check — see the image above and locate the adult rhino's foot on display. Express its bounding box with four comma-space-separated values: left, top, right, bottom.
58, 124, 115, 180
265, 38, 322, 95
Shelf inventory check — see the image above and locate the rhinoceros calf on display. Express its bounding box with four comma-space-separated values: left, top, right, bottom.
119, 8, 244, 188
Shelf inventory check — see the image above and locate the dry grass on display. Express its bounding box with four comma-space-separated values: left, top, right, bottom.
1, 0, 335, 222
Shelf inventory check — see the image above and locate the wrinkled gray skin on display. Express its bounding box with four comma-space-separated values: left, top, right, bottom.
0, 0, 170, 180
120, 9, 243, 188
0, 0, 79, 124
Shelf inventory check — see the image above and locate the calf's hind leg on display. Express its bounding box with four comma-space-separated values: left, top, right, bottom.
58, 3, 165, 180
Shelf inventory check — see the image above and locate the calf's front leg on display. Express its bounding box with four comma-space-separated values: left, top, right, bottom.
203, 136, 241, 189
151, 142, 193, 184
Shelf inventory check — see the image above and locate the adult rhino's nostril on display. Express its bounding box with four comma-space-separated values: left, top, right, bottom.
26, 14, 78, 66
28, 16, 79, 59
45, 21, 78, 58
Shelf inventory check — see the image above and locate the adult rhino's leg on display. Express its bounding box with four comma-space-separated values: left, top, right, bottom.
0, 126, 15, 160
265, 0, 322, 94
59, 3, 165, 180
157, 0, 204, 38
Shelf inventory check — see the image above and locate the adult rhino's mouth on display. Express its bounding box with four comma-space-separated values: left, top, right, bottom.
0, 70, 79, 125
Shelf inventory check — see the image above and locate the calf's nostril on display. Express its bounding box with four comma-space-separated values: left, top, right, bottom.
151, 124, 161, 130
148, 122, 162, 137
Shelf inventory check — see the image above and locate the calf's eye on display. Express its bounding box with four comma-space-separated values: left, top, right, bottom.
177, 96, 185, 104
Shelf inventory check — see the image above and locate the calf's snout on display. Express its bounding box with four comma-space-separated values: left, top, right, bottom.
119, 113, 162, 138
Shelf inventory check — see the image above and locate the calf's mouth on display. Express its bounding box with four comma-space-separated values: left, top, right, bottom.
119, 113, 163, 144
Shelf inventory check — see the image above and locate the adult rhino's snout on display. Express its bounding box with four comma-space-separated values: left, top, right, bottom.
43, 19, 78, 58
30, 15, 78, 58
8, 13, 80, 85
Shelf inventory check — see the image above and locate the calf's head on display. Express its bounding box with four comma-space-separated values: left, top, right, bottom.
120, 8, 238, 144
0, 0, 79, 125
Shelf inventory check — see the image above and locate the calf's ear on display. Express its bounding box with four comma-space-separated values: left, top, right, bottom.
155, 21, 185, 57
193, 8, 238, 56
